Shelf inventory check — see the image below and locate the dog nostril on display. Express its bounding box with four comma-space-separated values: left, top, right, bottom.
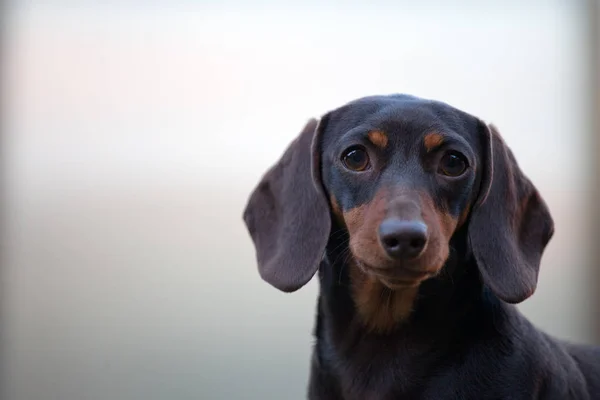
383, 237, 400, 249
378, 219, 428, 260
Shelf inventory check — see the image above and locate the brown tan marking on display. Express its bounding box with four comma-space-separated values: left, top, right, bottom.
367, 130, 388, 148
457, 203, 472, 229
343, 193, 386, 269
423, 132, 444, 152
343, 203, 368, 238
339, 189, 465, 331
342, 190, 420, 331
437, 208, 458, 241
350, 262, 418, 333
329, 195, 344, 225
417, 192, 454, 271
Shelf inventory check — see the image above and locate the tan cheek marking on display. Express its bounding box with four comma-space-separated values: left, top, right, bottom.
418, 192, 457, 240
343, 204, 366, 235
330, 195, 344, 224
350, 262, 418, 333
423, 133, 444, 152
345, 190, 390, 264
367, 130, 388, 148
416, 192, 453, 273
457, 203, 472, 228
344, 190, 418, 331
438, 211, 458, 240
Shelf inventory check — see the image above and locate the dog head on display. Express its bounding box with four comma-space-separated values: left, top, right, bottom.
243, 94, 554, 306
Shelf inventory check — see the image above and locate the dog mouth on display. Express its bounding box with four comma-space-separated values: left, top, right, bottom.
354, 258, 432, 290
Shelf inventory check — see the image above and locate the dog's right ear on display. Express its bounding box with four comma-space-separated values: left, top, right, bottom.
242, 116, 331, 292
468, 122, 554, 304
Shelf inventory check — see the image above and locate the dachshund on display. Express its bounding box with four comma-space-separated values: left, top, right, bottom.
242, 94, 600, 399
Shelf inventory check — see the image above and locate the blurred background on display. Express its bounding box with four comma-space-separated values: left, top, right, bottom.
1, 1, 599, 399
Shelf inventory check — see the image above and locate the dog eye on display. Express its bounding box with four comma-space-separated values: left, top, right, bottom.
438, 151, 468, 177
341, 146, 370, 171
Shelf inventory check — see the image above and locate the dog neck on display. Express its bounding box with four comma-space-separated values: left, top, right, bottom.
313, 245, 515, 398
348, 262, 420, 333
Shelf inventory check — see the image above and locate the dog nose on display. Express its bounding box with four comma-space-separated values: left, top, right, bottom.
378, 219, 428, 260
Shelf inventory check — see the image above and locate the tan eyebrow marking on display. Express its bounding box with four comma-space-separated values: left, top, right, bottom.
423, 133, 444, 152
367, 130, 388, 148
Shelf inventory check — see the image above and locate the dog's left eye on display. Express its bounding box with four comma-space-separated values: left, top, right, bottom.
341, 146, 370, 171
438, 151, 468, 177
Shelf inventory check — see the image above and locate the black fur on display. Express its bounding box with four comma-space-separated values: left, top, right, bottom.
243, 94, 600, 399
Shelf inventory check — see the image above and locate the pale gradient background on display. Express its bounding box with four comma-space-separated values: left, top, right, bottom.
1, 1, 599, 400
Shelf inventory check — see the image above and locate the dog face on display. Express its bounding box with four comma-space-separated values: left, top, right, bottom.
320, 96, 480, 289
243, 94, 554, 323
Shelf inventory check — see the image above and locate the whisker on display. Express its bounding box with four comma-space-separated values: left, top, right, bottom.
331, 240, 350, 265
337, 250, 350, 285
439, 246, 458, 286
328, 237, 351, 260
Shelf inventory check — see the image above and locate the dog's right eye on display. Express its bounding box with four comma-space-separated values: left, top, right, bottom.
438, 151, 468, 177
341, 146, 370, 171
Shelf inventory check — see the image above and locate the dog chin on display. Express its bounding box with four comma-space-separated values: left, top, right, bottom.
378, 277, 422, 290
354, 258, 429, 290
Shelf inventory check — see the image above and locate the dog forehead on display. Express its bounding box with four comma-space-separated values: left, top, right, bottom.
323, 95, 466, 143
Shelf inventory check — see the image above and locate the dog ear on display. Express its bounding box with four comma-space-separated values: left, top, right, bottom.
242, 117, 331, 292
468, 123, 554, 303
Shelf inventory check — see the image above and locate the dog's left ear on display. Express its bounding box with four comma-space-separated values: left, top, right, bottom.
242, 117, 331, 293
468, 122, 554, 304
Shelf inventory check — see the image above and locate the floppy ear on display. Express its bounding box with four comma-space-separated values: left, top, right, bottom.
468, 123, 554, 304
242, 117, 331, 292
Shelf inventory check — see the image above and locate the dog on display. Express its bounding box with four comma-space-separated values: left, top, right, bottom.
242, 94, 600, 399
